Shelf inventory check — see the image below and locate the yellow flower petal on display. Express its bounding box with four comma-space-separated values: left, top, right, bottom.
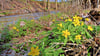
28, 52, 32, 55
31, 47, 34, 51
13, 27, 16, 30
16, 29, 19, 32
68, 19, 72, 21
31, 20, 34, 22
60, 17, 63, 19
58, 23, 63, 27
65, 35, 68, 38
85, 18, 89, 21
65, 19, 67, 22
36, 46, 38, 49
88, 26, 93, 31
52, 19, 55, 22
62, 29, 70, 38
75, 35, 81, 40
67, 32, 70, 35
28, 47, 40, 56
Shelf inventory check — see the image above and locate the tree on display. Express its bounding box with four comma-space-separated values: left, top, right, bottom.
88, 0, 91, 9
55, 0, 57, 11
0, 0, 4, 10
43, 0, 46, 9
61, 0, 64, 9
47, 0, 50, 10
97, 0, 100, 8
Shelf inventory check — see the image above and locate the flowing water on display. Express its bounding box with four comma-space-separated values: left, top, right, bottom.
0, 11, 57, 26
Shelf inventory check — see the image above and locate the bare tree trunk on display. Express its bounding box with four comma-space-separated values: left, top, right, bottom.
1, 0, 4, 10
47, 0, 50, 10
61, 0, 64, 11
61, 0, 64, 8
43, 0, 46, 9
77, 0, 79, 5
84, 0, 87, 9
97, 0, 100, 8
64, 0, 66, 9
55, 0, 57, 11
87, 0, 90, 9
80, 0, 83, 7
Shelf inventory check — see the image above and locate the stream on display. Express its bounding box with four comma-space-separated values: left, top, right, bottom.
0, 11, 58, 27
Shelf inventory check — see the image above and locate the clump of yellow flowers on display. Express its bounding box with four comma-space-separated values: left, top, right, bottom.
28, 46, 40, 56
73, 15, 82, 20
68, 18, 72, 21
13, 27, 19, 32
52, 19, 55, 22
72, 15, 83, 26
73, 20, 80, 26
60, 17, 63, 19
75, 35, 81, 40
88, 26, 93, 31
62, 29, 70, 38
13, 27, 16, 30
16, 29, 19, 32
65, 18, 72, 22
85, 18, 89, 21
57, 23, 63, 30
58, 23, 63, 28
31, 19, 34, 22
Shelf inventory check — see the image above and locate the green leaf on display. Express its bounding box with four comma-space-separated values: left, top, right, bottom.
64, 38, 67, 46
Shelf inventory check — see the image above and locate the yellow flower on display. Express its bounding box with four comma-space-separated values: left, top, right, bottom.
88, 26, 93, 31
73, 15, 82, 20
73, 15, 79, 20
58, 23, 63, 27
16, 29, 19, 32
81, 21, 84, 26
62, 30, 70, 38
78, 17, 82, 20
13, 27, 16, 30
68, 19, 72, 21
31, 20, 34, 22
52, 19, 55, 22
28, 47, 40, 56
75, 35, 81, 40
65, 19, 67, 22
73, 20, 80, 26
85, 18, 89, 21
73, 18, 79, 22
60, 17, 63, 19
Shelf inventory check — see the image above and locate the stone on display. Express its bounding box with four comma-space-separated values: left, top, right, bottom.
20, 21, 26, 27
7, 50, 16, 56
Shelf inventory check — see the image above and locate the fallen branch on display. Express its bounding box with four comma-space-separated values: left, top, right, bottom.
52, 42, 82, 46
94, 47, 100, 56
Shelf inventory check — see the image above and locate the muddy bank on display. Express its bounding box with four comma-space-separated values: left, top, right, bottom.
0, 0, 60, 17
0, 0, 46, 17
